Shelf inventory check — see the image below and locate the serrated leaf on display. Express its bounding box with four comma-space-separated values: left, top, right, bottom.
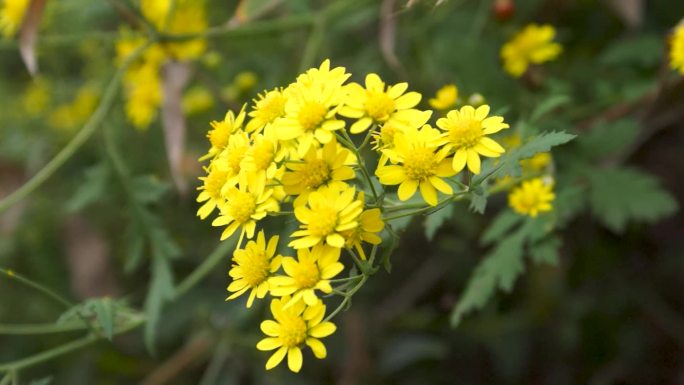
66, 163, 110, 212
130, 175, 170, 204
380, 226, 401, 273
481, 210, 522, 245
588, 167, 678, 232
93, 298, 115, 340
424, 205, 453, 240
579, 119, 640, 160
474, 131, 576, 185
554, 184, 587, 227
450, 228, 527, 326
530, 95, 570, 123
469, 185, 488, 214
529, 237, 561, 266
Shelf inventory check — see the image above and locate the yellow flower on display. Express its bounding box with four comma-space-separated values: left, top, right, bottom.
436, 105, 509, 174
508, 178, 555, 217
182, 86, 214, 115
234, 71, 259, 92
270, 245, 343, 306
141, 0, 208, 60
274, 60, 349, 157
0, 0, 29, 37
48, 85, 100, 133
521, 152, 551, 173
202, 107, 247, 161
123, 63, 163, 130
196, 166, 229, 219
289, 185, 362, 249
281, 139, 357, 206
22, 79, 51, 117
343, 193, 384, 260
501, 24, 562, 77
429, 84, 458, 111
376, 125, 455, 206
670, 24, 684, 75
257, 296, 336, 372
212, 177, 279, 240
227, 230, 282, 307
241, 131, 280, 184
246, 88, 287, 133
371, 110, 432, 152
212, 131, 251, 189
339, 73, 423, 134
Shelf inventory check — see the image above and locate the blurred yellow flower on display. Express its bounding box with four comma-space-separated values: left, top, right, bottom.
670, 23, 684, 75
376, 124, 455, 206
182, 86, 214, 115
0, 0, 29, 37
22, 79, 51, 117
436, 105, 509, 174
227, 231, 283, 308
141, 0, 208, 60
123, 64, 162, 130
508, 177, 555, 217
429, 84, 458, 111
501, 24, 562, 77
257, 296, 336, 372
48, 85, 100, 132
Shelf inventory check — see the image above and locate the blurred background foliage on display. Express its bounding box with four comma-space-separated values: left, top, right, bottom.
1, 0, 684, 384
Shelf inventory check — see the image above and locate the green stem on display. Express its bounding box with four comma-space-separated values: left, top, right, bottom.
0, 268, 74, 309
323, 275, 367, 322
341, 131, 381, 203
0, 322, 87, 335
382, 192, 467, 222
0, 42, 152, 215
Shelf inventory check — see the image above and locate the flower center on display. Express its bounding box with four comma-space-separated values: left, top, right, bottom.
402, 147, 436, 181
205, 169, 228, 199
298, 102, 328, 131
228, 191, 257, 224
225, 145, 249, 175
279, 315, 308, 348
241, 250, 270, 287
252, 141, 275, 171
448, 119, 483, 149
292, 260, 321, 289
365, 91, 395, 122
208, 121, 230, 150
300, 159, 331, 190
307, 206, 338, 238
254, 93, 286, 124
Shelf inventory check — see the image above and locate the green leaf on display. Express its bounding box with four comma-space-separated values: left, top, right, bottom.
474, 131, 576, 185
553, 183, 587, 227
131, 175, 170, 204
380, 226, 400, 273
450, 228, 527, 327
599, 34, 663, 69
481, 210, 522, 245
66, 163, 110, 212
28, 377, 53, 385
529, 94, 570, 123
529, 237, 561, 266
424, 205, 454, 240
587, 167, 678, 232
93, 298, 116, 340
469, 184, 488, 214
579, 119, 640, 160
144, 252, 175, 354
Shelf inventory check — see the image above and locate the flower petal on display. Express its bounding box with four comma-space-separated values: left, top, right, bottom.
265, 346, 288, 370
287, 347, 303, 373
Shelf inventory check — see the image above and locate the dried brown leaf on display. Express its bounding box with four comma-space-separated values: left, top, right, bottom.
161, 62, 192, 194
19, 0, 47, 76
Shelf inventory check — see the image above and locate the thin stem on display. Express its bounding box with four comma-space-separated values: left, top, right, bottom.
357, 127, 375, 152
0, 268, 74, 309
382, 192, 467, 222
341, 131, 381, 203
0, 41, 152, 215
323, 275, 367, 323
329, 275, 364, 283
0, 374, 10, 385
0, 322, 87, 335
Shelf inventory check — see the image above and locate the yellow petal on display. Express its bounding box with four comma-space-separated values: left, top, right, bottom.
419, 180, 438, 206
376, 165, 406, 185
306, 338, 327, 359
287, 347, 303, 373
394, 92, 421, 110
309, 322, 337, 338
260, 320, 281, 337
256, 337, 281, 351
452, 149, 467, 173
397, 179, 418, 201
466, 149, 481, 174
265, 346, 288, 370
429, 176, 453, 195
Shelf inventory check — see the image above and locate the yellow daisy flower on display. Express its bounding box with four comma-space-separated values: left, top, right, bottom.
196, 166, 229, 219
241, 130, 280, 185
246, 88, 287, 133
339, 73, 423, 134
257, 296, 336, 373
270, 245, 343, 306
429, 84, 459, 111
274, 60, 349, 157
670, 23, 684, 75
227, 231, 283, 308
0, 0, 29, 38
508, 178, 555, 217
202, 107, 247, 161
289, 185, 363, 249
212, 131, 251, 190
342, 193, 384, 260
123, 63, 162, 130
436, 105, 509, 175
212, 177, 279, 240
281, 139, 357, 207
141, 0, 208, 60
375, 125, 455, 206
501, 24, 562, 77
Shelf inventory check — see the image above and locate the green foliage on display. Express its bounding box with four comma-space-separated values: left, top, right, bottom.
481, 210, 522, 245
578, 119, 640, 160
587, 167, 678, 233
424, 204, 454, 240
529, 94, 571, 123
65, 163, 111, 212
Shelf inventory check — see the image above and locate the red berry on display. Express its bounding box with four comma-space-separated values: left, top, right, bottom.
492, 0, 515, 21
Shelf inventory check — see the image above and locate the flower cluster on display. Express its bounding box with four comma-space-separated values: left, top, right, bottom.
501, 24, 562, 77
0, 0, 29, 37
115, 0, 208, 129
198, 60, 515, 372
